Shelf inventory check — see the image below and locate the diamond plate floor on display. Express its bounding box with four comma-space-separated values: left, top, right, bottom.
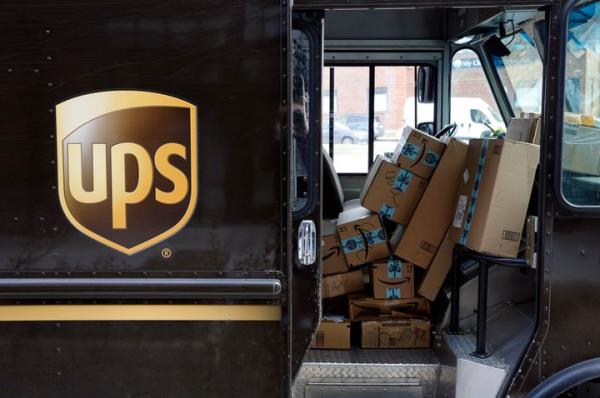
293, 348, 441, 398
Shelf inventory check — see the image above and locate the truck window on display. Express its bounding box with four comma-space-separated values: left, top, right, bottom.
323, 65, 430, 173
561, 0, 600, 206
490, 31, 543, 115
451, 49, 506, 141
323, 66, 369, 174
292, 29, 313, 213
376, 66, 431, 159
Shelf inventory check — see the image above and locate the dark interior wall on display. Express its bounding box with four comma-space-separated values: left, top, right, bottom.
324, 9, 445, 40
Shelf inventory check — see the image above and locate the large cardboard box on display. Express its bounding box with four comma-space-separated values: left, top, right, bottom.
310, 317, 351, 349
394, 139, 468, 269
337, 206, 390, 267
418, 232, 454, 301
322, 269, 364, 299
371, 257, 414, 299
361, 319, 430, 348
322, 220, 349, 276
391, 127, 446, 180
449, 139, 539, 258
349, 294, 430, 321
360, 155, 428, 225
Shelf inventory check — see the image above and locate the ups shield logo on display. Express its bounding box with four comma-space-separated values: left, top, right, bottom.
56, 91, 197, 255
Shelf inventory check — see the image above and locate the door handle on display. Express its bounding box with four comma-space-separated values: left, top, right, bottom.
298, 220, 317, 266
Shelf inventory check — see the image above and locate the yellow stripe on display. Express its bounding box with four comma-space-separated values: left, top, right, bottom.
0, 305, 281, 322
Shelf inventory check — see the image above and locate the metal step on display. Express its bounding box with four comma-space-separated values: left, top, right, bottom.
293, 348, 441, 398
438, 302, 535, 398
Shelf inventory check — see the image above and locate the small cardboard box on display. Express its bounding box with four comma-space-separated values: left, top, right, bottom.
391, 126, 446, 180
371, 257, 414, 299
449, 139, 539, 258
349, 294, 430, 321
322, 269, 364, 299
506, 117, 540, 143
394, 139, 468, 269
361, 318, 430, 348
418, 232, 454, 301
337, 206, 390, 267
310, 317, 351, 349
360, 155, 428, 225
322, 220, 349, 276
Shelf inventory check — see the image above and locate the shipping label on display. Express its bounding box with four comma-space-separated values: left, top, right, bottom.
452, 195, 468, 228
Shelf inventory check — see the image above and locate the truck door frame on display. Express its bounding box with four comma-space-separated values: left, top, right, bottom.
508, 0, 600, 394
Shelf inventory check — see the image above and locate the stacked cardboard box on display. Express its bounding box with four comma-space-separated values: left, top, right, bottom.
310, 316, 351, 350
312, 125, 540, 350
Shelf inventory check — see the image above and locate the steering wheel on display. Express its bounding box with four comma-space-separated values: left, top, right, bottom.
435, 122, 457, 139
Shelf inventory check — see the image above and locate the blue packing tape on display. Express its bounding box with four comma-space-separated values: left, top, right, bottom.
401, 142, 421, 160
387, 257, 403, 279
342, 228, 386, 254
386, 287, 401, 299
379, 204, 395, 221
424, 150, 441, 168
393, 168, 414, 193
460, 140, 489, 246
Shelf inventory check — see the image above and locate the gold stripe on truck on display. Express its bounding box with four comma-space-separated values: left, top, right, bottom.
0, 305, 281, 321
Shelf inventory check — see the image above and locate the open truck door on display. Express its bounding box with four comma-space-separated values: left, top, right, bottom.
0, 1, 322, 397
509, 0, 600, 395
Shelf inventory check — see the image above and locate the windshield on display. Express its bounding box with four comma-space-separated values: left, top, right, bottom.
491, 30, 543, 115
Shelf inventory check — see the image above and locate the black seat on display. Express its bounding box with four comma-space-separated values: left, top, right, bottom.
322, 150, 344, 219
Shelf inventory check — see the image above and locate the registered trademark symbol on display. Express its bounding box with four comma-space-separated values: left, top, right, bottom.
161, 248, 172, 259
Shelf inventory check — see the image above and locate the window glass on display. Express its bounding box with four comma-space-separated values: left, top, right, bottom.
331, 67, 369, 173
451, 49, 506, 141
561, 0, 600, 206
292, 30, 311, 212
374, 66, 421, 158
491, 31, 543, 114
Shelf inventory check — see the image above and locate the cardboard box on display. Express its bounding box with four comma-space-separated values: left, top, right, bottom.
371, 257, 414, 299
418, 232, 454, 301
506, 117, 540, 144
322, 269, 364, 299
361, 319, 430, 348
322, 220, 349, 276
310, 317, 351, 349
449, 139, 539, 258
517, 113, 541, 145
337, 206, 390, 267
391, 126, 446, 180
349, 294, 430, 321
360, 155, 428, 225
394, 139, 468, 269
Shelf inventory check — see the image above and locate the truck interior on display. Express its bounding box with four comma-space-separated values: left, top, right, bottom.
292, 5, 551, 397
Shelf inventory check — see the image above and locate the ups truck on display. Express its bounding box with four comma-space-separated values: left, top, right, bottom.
0, 0, 599, 397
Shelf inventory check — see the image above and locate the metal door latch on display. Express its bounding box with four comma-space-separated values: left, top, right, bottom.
298, 220, 316, 265
526, 215, 538, 269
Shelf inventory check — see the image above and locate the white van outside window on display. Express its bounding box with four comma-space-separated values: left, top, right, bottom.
450, 48, 506, 141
